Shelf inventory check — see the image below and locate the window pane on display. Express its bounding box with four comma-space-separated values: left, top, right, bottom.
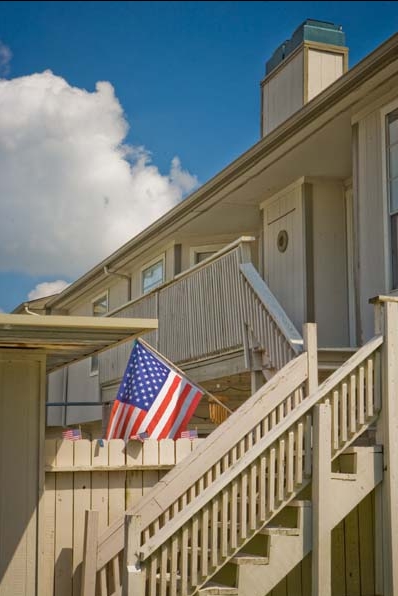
195, 251, 216, 264
389, 111, 398, 146
390, 177, 398, 214
392, 213, 398, 289
142, 260, 164, 294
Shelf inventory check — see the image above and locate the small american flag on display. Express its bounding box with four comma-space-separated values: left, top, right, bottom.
105, 340, 203, 441
180, 429, 198, 440
131, 431, 149, 442
62, 428, 82, 441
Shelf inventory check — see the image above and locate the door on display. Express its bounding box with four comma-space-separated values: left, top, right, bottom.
263, 186, 305, 333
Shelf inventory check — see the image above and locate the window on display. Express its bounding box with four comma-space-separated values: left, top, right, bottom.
189, 244, 225, 267
142, 258, 165, 294
90, 293, 108, 374
387, 110, 398, 289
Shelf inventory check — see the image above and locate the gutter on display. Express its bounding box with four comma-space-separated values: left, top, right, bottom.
47, 32, 398, 311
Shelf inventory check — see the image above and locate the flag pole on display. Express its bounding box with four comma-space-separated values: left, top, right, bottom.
138, 338, 233, 416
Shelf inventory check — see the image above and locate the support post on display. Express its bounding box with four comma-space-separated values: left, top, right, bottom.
81, 510, 99, 596
123, 514, 145, 596
379, 300, 398, 595
312, 403, 331, 596
303, 323, 318, 396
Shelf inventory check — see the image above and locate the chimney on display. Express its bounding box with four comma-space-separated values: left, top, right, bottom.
260, 19, 348, 137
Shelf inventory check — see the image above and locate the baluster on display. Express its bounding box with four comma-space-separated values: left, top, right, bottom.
169, 534, 178, 596
231, 479, 238, 549
240, 470, 248, 540
222, 489, 229, 557
286, 431, 294, 494
349, 374, 357, 435
149, 554, 157, 596
285, 393, 292, 416
340, 382, 348, 444
295, 422, 304, 486
250, 461, 257, 530
211, 498, 219, 568
267, 448, 276, 513
278, 402, 285, 423
358, 366, 365, 426
160, 543, 168, 596
278, 438, 285, 502
181, 526, 189, 595
201, 505, 209, 578
304, 414, 312, 478
270, 408, 277, 430
374, 351, 381, 412
254, 423, 262, 444
366, 358, 374, 418
332, 390, 340, 452
259, 453, 267, 520
190, 515, 199, 588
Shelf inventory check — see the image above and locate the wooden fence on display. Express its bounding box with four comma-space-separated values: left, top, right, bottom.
43, 437, 203, 596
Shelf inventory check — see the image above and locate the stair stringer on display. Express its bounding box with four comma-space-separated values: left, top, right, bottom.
232, 446, 383, 596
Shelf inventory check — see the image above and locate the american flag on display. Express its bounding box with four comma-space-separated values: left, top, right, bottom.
62, 428, 82, 441
105, 340, 204, 441
180, 429, 198, 440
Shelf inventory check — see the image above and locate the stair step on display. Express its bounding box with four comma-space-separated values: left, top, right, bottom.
231, 552, 269, 565
260, 526, 301, 536
198, 583, 238, 595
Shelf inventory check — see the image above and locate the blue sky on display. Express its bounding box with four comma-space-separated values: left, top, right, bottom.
1, 1, 398, 312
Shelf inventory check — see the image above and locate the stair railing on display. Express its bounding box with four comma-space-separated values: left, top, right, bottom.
81, 324, 316, 596
122, 333, 382, 596
239, 262, 303, 371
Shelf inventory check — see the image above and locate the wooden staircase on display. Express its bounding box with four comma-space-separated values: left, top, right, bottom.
199, 446, 382, 595
80, 290, 398, 596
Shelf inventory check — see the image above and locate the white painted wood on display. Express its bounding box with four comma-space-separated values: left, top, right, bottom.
262, 49, 304, 135
0, 355, 45, 596
307, 49, 344, 101
303, 323, 318, 395
73, 440, 92, 596
123, 515, 145, 596
80, 510, 99, 596
378, 300, 398, 594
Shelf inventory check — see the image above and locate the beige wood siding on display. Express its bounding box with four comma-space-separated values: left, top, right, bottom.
0, 351, 45, 596
307, 49, 344, 101
262, 50, 304, 136
355, 112, 386, 342
311, 180, 349, 347
262, 182, 306, 333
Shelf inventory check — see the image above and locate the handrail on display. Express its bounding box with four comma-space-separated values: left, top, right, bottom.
139, 333, 383, 560
106, 236, 255, 319
96, 352, 308, 568
240, 262, 303, 354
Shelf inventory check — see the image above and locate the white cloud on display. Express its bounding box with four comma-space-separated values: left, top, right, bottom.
0, 41, 12, 76
0, 71, 198, 277
28, 279, 70, 300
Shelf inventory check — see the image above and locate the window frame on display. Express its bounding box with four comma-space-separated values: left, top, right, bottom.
189, 243, 225, 267
89, 291, 109, 376
381, 98, 398, 293
140, 254, 165, 295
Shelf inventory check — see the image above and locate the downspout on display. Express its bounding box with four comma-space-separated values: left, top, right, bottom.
103, 266, 131, 302
62, 366, 69, 427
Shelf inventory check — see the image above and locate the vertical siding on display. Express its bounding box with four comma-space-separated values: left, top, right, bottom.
311, 180, 349, 347
262, 50, 304, 135
0, 354, 45, 596
356, 111, 386, 342
307, 49, 344, 101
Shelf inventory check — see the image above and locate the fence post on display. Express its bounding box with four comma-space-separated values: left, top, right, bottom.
81, 510, 99, 596
378, 299, 398, 595
123, 514, 145, 596
303, 323, 318, 395
312, 402, 331, 596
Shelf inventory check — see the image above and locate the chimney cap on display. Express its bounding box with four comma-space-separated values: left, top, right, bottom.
266, 19, 346, 75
